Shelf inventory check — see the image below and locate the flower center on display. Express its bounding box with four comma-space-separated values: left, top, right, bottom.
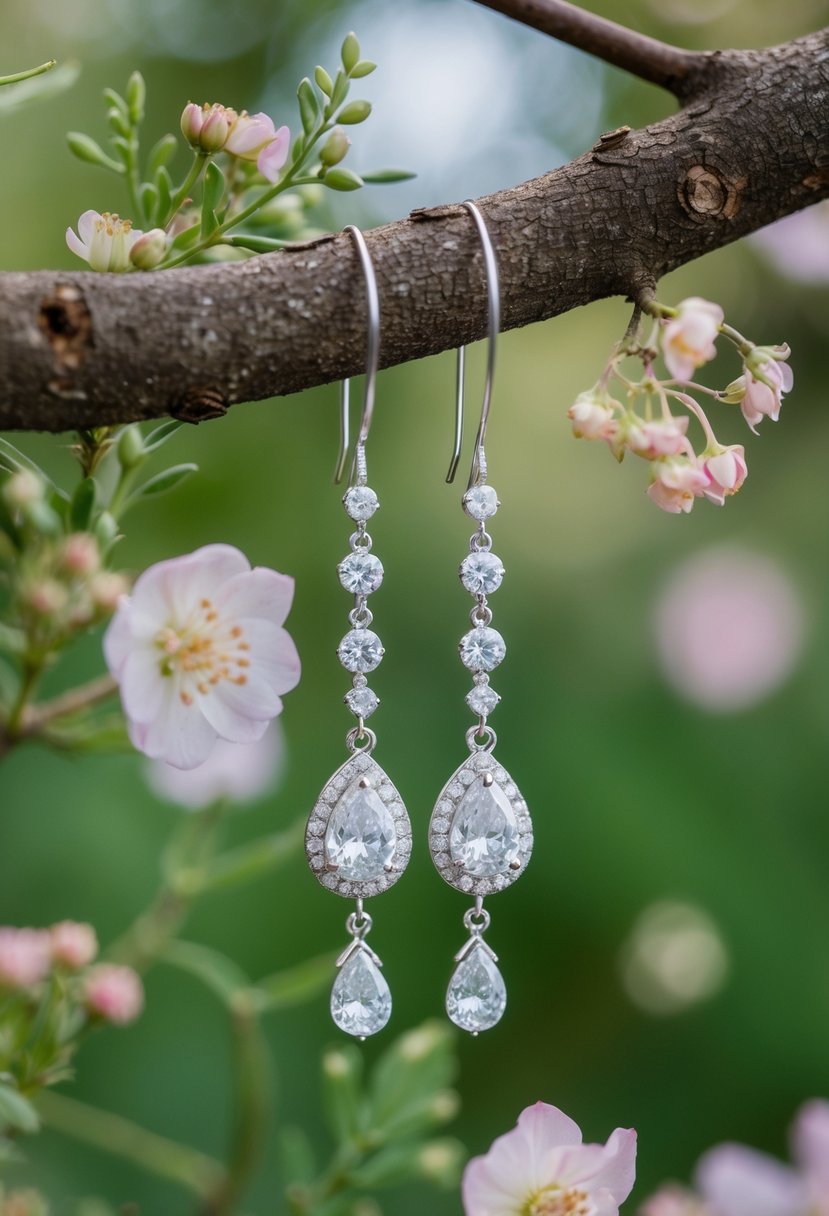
96, 211, 133, 238
156, 597, 251, 707
524, 1186, 590, 1216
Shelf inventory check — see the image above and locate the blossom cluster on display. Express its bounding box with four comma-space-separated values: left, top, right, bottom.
568, 297, 793, 514
641, 1098, 829, 1216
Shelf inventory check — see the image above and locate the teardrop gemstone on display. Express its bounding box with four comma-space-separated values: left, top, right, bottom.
331, 946, 392, 1038
325, 777, 397, 880
449, 776, 520, 876
446, 942, 506, 1033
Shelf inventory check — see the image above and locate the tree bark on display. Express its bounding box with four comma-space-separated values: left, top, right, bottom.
1, 19, 827, 431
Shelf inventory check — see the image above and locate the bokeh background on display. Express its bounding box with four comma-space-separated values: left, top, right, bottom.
2, 0, 829, 1210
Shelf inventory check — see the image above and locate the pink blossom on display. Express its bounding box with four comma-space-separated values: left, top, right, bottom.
180, 102, 232, 153
751, 203, 829, 284
84, 964, 144, 1024
462, 1101, 636, 1216
104, 544, 301, 769
90, 572, 130, 613
224, 112, 291, 182
628, 416, 690, 459
59, 533, 100, 576
792, 1101, 829, 1213
147, 721, 285, 810
66, 210, 143, 273
661, 298, 724, 382
567, 392, 618, 442
695, 1144, 807, 1216
738, 355, 793, 434
702, 446, 747, 505
646, 458, 709, 514
257, 126, 291, 182
0, 928, 52, 988
639, 1185, 711, 1216
50, 921, 98, 969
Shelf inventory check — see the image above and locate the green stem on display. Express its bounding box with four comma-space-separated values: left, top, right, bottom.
0, 60, 56, 87
167, 152, 210, 226
5, 659, 43, 741
38, 1089, 225, 1197
719, 320, 754, 356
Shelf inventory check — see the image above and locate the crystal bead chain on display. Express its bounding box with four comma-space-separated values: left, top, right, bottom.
458, 481, 505, 730
338, 477, 384, 732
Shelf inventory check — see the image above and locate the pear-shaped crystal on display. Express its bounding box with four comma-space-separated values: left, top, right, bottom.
450, 776, 519, 876
331, 946, 392, 1037
446, 942, 506, 1033
325, 777, 397, 880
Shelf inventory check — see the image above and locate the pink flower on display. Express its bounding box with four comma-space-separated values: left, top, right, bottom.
661, 298, 724, 382
751, 203, 829, 284
66, 210, 143, 272
59, 533, 100, 576
0, 928, 51, 989
180, 102, 232, 153
462, 1101, 636, 1216
738, 351, 793, 434
50, 921, 98, 969
225, 112, 291, 182
84, 964, 144, 1025
628, 416, 690, 459
567, 392, 618, 442
702, 446, 747, 505
793, 1101, 829, 1214
257, 127, 291, 182
103, 544, 301, 770
639, 1185, 711, 1216
147, 722, 285, 810
646, 458, 709, 514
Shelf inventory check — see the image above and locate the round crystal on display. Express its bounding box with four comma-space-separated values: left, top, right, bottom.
463, 485, 499, 521
338, 552, 384, 596
343, 485, 379, 522
459, 626, 506, 672
338, 629, 384, 673
460, 551, 504, 595
466, 684, 501, 716
345, 686, 380, 718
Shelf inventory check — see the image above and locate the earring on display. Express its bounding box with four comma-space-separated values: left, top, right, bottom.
429, 201, 534, 1035
305, 225, 412, 1040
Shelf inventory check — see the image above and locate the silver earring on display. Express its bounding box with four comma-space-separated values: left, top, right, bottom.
429, 201, 534, 1035
305, 225, 412, 1040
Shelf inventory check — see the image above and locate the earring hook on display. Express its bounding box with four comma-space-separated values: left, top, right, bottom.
446, 200, 500, 489
334, 225, 381, 485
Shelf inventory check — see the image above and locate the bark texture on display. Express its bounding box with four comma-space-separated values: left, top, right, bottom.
1, 24, 828, 431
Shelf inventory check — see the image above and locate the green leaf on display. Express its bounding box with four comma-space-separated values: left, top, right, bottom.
201, 160, 224, 238
140, 181, 158, 220
93, 510, 118, 547
102, 86, 128, 116
322, 168, 363, 192
132, 463, 198, 501
329, 70, 349, 112
169, 223, 201, 252
0, 59, 56, 88
201, 820, 304, 893
107, 108, 131, 139
278, 1124, 316, 1186
66, 131, 123, 174
251, 953, 334, 1013
225, 234, 287, 254
337, 100, 372, 125
111, 134, 131, 163
0, 1083, 39, 1134
297, 77, 320, 137
126, 70, 145, 125
0, 61, 78, 115
153, 165, 173, 227
290, 133, 306, 166
361, 168, 416, 184
341, 32, 361, 74
161, 939, 249, 1007
349, 1141, 426, 1189
368, 1021, 457, 1131
0, 438, 46, 480
147, 132, 177, 178
142, 419, 183, 453
350, 60, 377, 78
70, 477, 98, 530
0, 621, 26, 655
314, 65, 334, 97
322, 1044, 365, 1144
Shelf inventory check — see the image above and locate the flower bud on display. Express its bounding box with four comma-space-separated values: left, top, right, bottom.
418, 1139, 463, 1185
2, 1188, 51, 1216
50, 921, 98, 969
0, 928, 51, 989
59, 532, 100, 576
322, 168, 363, 192
320, 127, 351, 167
129, 227, 168, 270
2, 469, 43, 510
90, 571, 130, 613
84, 964, 144, 1024
117, 424, 145, 470
337, 99, 372, 125
180, 102, 203, 145
26, 579, 68, 616
181, 102, 231, 153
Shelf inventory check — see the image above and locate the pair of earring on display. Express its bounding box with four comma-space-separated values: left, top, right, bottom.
304, 204, 533, 1039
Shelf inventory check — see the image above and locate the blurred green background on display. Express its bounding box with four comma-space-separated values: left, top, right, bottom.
2, 0, 829, 1210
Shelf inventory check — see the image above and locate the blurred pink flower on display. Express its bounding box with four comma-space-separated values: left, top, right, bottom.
751, 203, 829, 284
224, 112, 290, 182
702, 446, 747, 505
50, 921, 98, 969
793, 1101, 829, 1214
661, 298, 723, 382
104, 543, 301, 770
567, 392, 618, 442
0, 928, 51, 989
628, 416, 690, 459
147, 721, 285, 810
647, 458, 708, 514
639, 1184, 711, 1216
739, 356, 793, 434
654, 547, 804, 711
695, 1143, 807, 1216
66, 210, 143, 272
462, 1101, 636, 1216
84, 964, 144, 1025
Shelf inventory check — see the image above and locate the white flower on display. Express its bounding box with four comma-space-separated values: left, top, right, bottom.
104, 544, 301, 769
661, 298, 724, 382
146, 722, 285, 810
462, 1101, 637, 1216
66, 210, 143, 272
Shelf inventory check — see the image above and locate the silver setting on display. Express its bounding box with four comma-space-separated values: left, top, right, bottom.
428, 749, 532, 897
307, 751, 412, 899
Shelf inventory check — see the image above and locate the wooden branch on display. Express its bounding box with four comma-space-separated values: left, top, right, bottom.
0, 24, 828, 432
471, 0, 706, 96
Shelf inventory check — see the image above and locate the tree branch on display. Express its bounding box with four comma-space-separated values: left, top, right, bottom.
472, 0, 706, 96
1, 24, 828, 432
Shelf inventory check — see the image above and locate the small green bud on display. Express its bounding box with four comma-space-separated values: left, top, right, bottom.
341, 32, 361, 73
117, 425, 145, 469
337, 99, 372, 125
322, 167, 363, 192
350, 60, 377, 78
107, 107, 131, 138
126, 71, 146, 124
94, 511, 119, 547
320, 127, 351, 167
2, 469, 43, 510
315, 65, 334, 96
66, 132, 120, 171
129, 228, 169, 270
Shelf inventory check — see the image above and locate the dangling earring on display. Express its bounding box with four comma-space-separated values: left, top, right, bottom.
305, 225, 412, 1040
429, 201, 534, 1035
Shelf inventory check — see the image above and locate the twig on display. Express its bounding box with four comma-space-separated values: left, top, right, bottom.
23, 673, 118, 731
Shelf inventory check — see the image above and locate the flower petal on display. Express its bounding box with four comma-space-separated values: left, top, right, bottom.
792, 1098, 829, 1185
695, 1143, 807, 1216
481, 1103, 583, 1198
77, 209, 101, 243
199, 683, 276, 740
118, 648, 166, 722
130, 685, 219, 769
462, 1156, 524, 1216
66, 226, 89, 262
258, 126, 290, 181
103, 602, 135, 674
215, 566, 295, 625
578, 1128, 637, 1203
130, 544, 251, 631
237, 620, 301, 695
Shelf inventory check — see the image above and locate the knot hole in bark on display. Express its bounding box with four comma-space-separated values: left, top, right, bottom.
170, 385, 229, 424
38, 284, 93, 397
679, 164, 743, 221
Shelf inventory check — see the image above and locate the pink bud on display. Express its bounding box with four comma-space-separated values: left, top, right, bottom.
703, 446, 748, 505
26, 579, 68, 616
60, 532, 100, 576
90, 571, 130, 613
567, 392, 618, 442
50, 921, 98, 970
129, 228, 168, 270
0, 927, 52, 988
180, 102, 204, 144
627, 416, 690, 459
84, 964, 145, 1024
740, 351, 793, 434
